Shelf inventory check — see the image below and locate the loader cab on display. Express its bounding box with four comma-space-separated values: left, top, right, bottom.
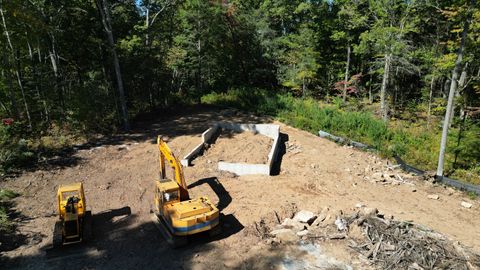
57, 183, 86, 219
55, 183, 88, 245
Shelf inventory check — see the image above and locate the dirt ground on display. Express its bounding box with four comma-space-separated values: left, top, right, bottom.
0, 106, 479, 270
201, 130, 272, 164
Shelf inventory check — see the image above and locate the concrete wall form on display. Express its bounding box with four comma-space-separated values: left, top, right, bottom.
181, 123, 280, 176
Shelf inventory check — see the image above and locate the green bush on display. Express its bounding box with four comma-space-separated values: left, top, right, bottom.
0, 123, 35, 174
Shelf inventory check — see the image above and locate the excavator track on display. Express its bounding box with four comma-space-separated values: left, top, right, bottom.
151, 212, 187, 248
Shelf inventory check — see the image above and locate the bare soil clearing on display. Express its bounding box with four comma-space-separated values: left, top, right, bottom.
0, 106, 479, 270
202, 130, 273, 164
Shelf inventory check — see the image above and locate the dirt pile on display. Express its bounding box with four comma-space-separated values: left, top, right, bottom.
201, 129, 273, 164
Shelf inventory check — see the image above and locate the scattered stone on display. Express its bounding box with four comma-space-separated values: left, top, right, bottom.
409, 262, 423, 270
311, 207, 329, 227
270, 228, 291, 236
382, 173, 395, 179
293, 210, 317, 224
372, 172, 383, 180
117, 144, 130, 151
335, 217, 348, 231
427, 194, 439, 200
281, 218, 306, 232
329, 233, 346, 240
271, 229, 298, 243
355, 203, 366, 208
461, 202, 473, 209
296, 230, 309, 237
90, 146, 105, 152
411, 188, 417, 192
361, 207, 378, 217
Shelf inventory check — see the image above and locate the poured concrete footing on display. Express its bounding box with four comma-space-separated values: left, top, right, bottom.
181, 122, 280, 176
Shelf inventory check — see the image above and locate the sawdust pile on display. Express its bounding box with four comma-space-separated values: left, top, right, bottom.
203, 129, 273, 164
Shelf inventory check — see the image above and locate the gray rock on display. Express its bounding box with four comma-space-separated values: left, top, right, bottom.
427, 194, 439, 200
293, 210, 317, 224
361, 207, 378, 217
335, 217, 347, 231
355, 203, 366, 208
461, 201, 473, 209
296, 230, 309, 236
270, 228, 292, 236
311, 207, 329, 227
271, 229, 298, 243
281, 218, 306, 232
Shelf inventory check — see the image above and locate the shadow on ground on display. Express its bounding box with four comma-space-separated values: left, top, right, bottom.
5, 105, 271, 177
2, 174, 245, 269
0, 197, 44, 254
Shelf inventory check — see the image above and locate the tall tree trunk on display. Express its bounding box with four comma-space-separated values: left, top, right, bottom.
145, 7, 150, 46
368, 76, 373, 104
380, 54, 391, 122
449, 63, 468, 128
436, 0, 475, 177
49, 33, 65, 119
0, 6, 32, 128
427, 76, 435, 128
98, 0, 129, 131
302, 75, 306, 98
2, 49, 19, 118
28, 40, 49, 123
342, 44, 351, 102
36, 41, 49, 123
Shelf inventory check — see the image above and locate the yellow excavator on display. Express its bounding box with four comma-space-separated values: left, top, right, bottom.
152, 136, 220, 247
53, 183, 92, 247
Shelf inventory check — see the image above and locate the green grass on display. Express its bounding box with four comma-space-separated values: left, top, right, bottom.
202, 88, 480, 185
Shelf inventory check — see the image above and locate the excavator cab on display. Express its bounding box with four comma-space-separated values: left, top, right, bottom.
154, 179, 181, 215
53, 183, 92, 247
152, 137, 221, 247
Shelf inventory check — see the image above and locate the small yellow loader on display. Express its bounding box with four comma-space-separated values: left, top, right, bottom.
53, 183, 92, 247
152, 136, 221, 247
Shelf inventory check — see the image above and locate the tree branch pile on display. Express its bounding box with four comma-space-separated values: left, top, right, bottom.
350, 215, 480, 270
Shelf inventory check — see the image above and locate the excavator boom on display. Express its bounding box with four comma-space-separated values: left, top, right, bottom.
157, 136, 189, 200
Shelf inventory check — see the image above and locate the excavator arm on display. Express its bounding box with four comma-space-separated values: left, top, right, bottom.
157, 136, 190, 200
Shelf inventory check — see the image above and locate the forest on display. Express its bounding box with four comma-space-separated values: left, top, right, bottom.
0, 0, 479, 183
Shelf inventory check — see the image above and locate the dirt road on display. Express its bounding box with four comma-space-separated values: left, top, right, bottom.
1, 106, 478, 270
